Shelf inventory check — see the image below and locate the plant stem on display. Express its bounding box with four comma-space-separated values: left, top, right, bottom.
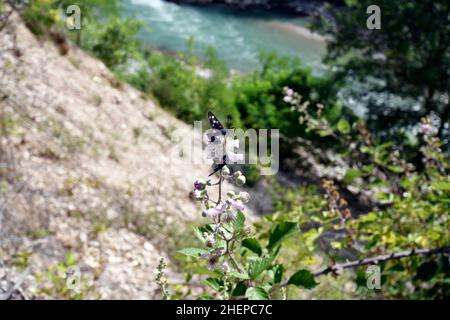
227, 250, 243, 273
217, 168, 223, 204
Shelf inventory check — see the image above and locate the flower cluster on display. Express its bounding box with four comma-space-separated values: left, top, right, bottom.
321, 179, 351, 222
419, 116, 446, 173
155, 258, 170, 300
283, 86, 332, 135
188, 129, 250, 271
204, 128, 243, 164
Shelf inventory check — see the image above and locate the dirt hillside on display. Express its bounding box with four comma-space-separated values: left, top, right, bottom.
0, 12, 228, 299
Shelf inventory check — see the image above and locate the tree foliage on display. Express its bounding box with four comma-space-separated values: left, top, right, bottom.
314, 0, 450, 142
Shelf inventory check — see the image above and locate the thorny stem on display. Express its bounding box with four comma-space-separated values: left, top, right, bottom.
204, 194, 218, 205
225, 237, 243, 273
227, 251, 243, 273
219, 229, 243, 273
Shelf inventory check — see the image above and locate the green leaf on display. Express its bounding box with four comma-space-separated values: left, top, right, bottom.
387, 263, 405, 273
360, 146, 372, 154
317, 129, 332, 137
431, 181, 450, 191
231, 281, 247, 297
343, 168, 362, 184
242, 238, 262, 256
245, 287, 269, 300
359, 212, 378, 223
204, 277, 223, 292
416, 261, 438, 281
194, 225, 214, 242
267, 221, 298, 251
288, 269, 318, 289
177, 247, 208, 258
273, 265, 285, 284
232, 210, 245, 231
337, 119, 351, 134
65, 252, 77, 266
387, 165, 404, 173
198, 295, 214, 300
248, 256, 274, 279
194, 227, 205, 242
228, 270, 250, 280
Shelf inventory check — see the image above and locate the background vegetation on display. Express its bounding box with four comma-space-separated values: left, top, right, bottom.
2, 0, 449, 299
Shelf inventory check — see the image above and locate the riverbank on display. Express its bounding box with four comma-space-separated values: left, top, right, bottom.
265, 20, 326, 42
123, 0, 327, 72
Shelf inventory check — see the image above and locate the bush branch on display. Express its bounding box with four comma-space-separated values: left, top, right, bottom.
313, 246, 450, 277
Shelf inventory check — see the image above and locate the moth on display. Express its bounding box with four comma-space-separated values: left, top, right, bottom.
207, 111, 227, 135
207, 111, 228, 176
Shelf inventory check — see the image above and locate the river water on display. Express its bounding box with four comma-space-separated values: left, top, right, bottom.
122, 0, 326, 73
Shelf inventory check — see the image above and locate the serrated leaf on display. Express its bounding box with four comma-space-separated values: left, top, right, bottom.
228, 270, 250, 280
177, 247, 208, 258
242, 238, 262, 256
267, 221, 298, 251
245, 287, 269, 300
232, 210, 245, 231
194, 227, 205, 242
194, 225, 214, 242
204, 277, 223, 292
288, 269, 318, 289
248, 256, 274, 279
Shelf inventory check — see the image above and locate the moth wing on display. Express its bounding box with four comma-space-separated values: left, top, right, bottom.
208, 111, 224, 130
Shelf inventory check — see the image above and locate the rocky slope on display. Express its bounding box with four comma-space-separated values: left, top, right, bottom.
0, 11, 235, 299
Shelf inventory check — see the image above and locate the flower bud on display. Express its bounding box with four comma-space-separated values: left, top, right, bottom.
203, 232, 216, 248
226, 190, 236, 198
221, 165, 231, 177
238, 192, 250, 203
283, 96, 292, 103
194, 178, 207, 191
192, 189, 206, 201
243, 225, 254, 236
222, 211, 237, 223
236, 175, 246, 186
233, 171, 242, 179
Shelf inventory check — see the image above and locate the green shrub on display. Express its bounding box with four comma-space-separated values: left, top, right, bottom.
21, 0, 60, 36
91, 18, 142, 68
